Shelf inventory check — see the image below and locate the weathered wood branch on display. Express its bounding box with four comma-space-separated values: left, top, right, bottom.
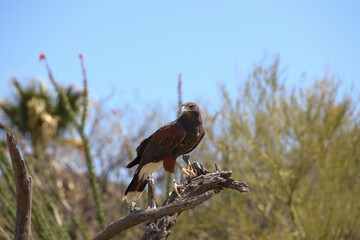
6, 131, 33, 240
142, 162, 249, 239
93, 192, 213, 240
94, 161, 249, 240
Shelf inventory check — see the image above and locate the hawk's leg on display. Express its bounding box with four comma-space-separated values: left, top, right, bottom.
147, 174, 157, 209
175, 161, 196, 182
171, 173, 185, 197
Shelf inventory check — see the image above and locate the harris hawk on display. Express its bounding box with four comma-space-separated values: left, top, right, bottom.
123, 102, 205, 203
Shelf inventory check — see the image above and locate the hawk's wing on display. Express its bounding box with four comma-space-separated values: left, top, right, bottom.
138, 123, 186, 167
126, 137, 150, 168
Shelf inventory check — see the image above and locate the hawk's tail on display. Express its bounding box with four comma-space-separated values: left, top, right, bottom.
122, 171, 147, 203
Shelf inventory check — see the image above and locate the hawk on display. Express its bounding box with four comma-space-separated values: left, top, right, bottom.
123, 102, 205, 202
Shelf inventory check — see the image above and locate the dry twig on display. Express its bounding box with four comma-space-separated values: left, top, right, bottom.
6, 131, 33, 240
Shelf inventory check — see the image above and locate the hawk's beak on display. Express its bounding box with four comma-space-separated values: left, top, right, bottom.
181, 105, 187, 113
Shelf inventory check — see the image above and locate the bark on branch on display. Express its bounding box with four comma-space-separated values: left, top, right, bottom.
94, 161, 249, 240
6, 131, 33, 240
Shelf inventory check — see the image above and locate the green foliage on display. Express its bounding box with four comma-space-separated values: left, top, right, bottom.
55, 85, 82, 133
0, 78, 82, 147
174, 59, 360, 239
0, 148, 16, 233
0, 68, 105, 238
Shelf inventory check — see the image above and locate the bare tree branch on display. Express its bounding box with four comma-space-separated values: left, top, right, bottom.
93, 192, 213, 240
94, 162, 249, 240
6, 131, 33, 240
142, 162, 249, 239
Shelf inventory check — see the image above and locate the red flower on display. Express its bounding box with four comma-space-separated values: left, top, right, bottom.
39, 53, 46, 62
78, 53, 83, 60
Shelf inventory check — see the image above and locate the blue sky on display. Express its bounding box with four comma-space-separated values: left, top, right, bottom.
1, 1, 359, 113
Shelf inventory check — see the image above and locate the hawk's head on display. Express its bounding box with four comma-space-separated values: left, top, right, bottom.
181, 102, 201, 114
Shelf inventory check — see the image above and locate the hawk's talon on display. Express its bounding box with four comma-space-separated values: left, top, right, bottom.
171, 173, 185, 197
173, 181, 184, 197
180, 168, 196, 182
177, 161, 196, 182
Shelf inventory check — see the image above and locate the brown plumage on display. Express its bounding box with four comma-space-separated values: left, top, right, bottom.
123, 102, 205, 202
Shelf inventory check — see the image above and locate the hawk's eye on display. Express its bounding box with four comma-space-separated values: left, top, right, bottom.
190, 105, 194, 109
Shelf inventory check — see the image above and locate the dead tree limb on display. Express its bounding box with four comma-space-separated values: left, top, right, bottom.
93, 193, 213, 240
142, 162, 249, 239
6, 131, 33, 240
94, 161, 249, 240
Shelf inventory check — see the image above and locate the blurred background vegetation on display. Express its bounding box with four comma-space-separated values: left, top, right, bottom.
0, 57, 359, 239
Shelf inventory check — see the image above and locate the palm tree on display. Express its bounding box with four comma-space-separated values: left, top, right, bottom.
0, 78, 82, 149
